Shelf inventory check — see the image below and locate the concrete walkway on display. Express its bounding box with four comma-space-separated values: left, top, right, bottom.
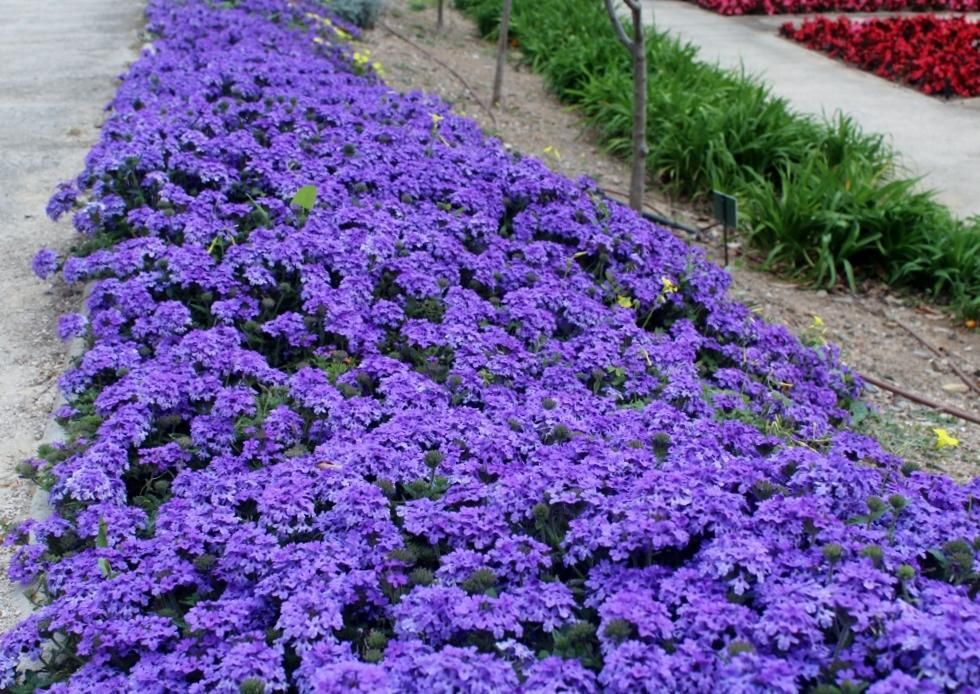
0, 0, 144, 632
642, 0, 980, 219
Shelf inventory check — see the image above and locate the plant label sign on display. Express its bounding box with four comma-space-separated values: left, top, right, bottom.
712, 191, 737, 228
712, 191, 737, 267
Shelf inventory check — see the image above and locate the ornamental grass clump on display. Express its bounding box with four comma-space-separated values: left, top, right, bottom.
7, 0, 980, 690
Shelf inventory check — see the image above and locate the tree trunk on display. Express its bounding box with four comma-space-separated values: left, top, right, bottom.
603, 0, 648, 213
491, 0, 513, 107
437, 0, 444, 30
629, 5, 647, 213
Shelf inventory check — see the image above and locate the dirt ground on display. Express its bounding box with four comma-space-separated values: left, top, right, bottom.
360, 0, 980, 478
0, 0, 146, 633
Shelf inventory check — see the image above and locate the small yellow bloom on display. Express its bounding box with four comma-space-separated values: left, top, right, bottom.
333, 26, 352, 41
616, 296, 633, 309
372, 61, 384, 76
312, 36, 325, 45
543, 145, 561, 161
933, 428, 960, 449
661, 277, 679, 295
430, 113, 444, 127
353, 50, 372, 67
802, 313, 828, 347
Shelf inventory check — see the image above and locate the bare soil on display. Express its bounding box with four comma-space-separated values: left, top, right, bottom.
361, 0, 980, 478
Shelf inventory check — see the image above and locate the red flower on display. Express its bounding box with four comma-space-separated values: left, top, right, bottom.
780, 15, 980, 98
697, 0, 980, 13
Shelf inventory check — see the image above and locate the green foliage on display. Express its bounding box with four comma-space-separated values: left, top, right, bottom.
316, 0, 384, 28
460, 568, 498, 595
239, 679, 266, 694
453, 0, 980, 318
549, 621, 601, 669
290, 184, 318, 211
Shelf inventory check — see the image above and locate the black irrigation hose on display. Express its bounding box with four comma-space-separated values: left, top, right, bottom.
640, 209, 705, 238
596, 187, 705, 237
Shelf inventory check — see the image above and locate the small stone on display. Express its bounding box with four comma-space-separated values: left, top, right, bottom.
941, 383, 969, 394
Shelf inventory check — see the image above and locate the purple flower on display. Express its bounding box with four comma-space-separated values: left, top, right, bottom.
46, 182, 79, 221
57, 313, 88, 341
6, 0, 980, 690
31, 248, 58, 279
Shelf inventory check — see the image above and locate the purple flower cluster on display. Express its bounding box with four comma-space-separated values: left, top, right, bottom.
6, 0, 980, 690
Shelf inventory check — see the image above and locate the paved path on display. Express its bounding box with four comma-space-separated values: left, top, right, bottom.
0, 0, 144, 632
642, 0, 980, 219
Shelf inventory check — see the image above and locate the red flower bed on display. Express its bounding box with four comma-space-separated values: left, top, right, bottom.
696, 0, 980, 15
781, 15, 980, 97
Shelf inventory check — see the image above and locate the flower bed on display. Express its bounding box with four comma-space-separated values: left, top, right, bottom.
781, 15, 980, 97
693, 0, 980, 15
454, 0, 980, 320
5, 0, 980, 690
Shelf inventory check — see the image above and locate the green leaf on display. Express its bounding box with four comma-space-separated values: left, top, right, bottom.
848, 400, 869, 425
96, 517, 108, 548
97, 557, 112, 578
290, 185, 318, 212
928, 548, 948, 569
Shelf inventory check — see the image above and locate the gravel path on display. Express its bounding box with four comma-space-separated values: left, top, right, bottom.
0, 0, 144, 633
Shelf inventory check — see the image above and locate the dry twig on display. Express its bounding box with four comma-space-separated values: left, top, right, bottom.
378, 21, 497, 128
859, 371, 980, 426
859, 302, 980, 398
891, 317, 980, 397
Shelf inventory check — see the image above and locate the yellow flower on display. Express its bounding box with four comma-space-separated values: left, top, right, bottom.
616, 296, 633, 309
333, 26, 352, 41
803, 314, 828, 347
312, 36, 325, 45
661, 277, 679, 295
933, 428, 960, 449
430, 113, 444, 127
372, 61, 385, 76
543, 145, 561, 161
353, 50, 372, 68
